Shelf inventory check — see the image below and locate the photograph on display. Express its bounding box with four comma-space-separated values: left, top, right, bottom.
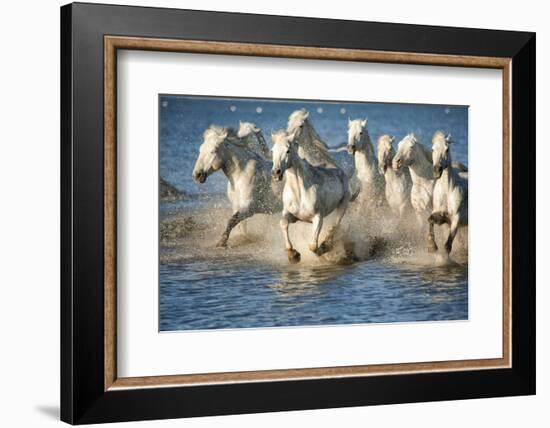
159, 95, 469, 331
54, 1, 536, 424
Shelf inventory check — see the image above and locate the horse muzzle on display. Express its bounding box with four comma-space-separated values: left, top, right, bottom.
393, 159, 402, 170
193, 171, 207, 183
433, 166, 443, 179
272, 169, 283, 181
347, 145, 356, 155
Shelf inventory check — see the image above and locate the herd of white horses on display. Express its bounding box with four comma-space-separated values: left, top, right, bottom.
192, 109, 468, 264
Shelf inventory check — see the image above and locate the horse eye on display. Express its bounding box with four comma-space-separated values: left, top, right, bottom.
286, 149, 290, 154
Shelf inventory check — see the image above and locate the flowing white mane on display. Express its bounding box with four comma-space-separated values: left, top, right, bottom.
286, 109, 336, 168
402, 133, 432, 162
203, 125, 255, 150
432, 130, 448, 144
237, 121, 260, 138
271, 129, 289, 145
237, 121, 270, 158
203, 125, 236, 144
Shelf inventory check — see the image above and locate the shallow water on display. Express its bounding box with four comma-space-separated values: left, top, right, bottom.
159, 95, 468, 332
160, 255, 467, 331
159, 200, 468, 331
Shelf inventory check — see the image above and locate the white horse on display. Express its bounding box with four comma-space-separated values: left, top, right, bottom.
377, 134, 412, 217
427, 131, 468, 254
271, 130, 352, 263
237, 121, 271, 159
347, 118, 385, 205
392, 134, 435, 226
192, 125, 280, 247
286, 109, 338, 168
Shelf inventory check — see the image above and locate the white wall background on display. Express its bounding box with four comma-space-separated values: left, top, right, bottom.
0, 0, 546, 427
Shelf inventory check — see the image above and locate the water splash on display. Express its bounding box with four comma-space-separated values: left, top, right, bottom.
160, 195, 467, 268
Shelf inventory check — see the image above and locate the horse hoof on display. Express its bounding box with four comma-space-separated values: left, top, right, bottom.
315, 241, 333, 256
287, 249, 301, 264
427, 241, 438, 253
216, 240, 228, 248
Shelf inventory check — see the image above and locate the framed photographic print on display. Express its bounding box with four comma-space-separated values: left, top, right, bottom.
60, 2, 536, 424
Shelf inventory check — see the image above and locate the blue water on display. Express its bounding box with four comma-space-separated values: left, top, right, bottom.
159, 94, 468, 332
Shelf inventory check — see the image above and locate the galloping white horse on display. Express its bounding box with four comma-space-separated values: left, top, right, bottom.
286, 109, 338, 168
347, 118, 385, 205
392, 134, 435, 226
427, 131, 468, 254
377, 134, 412, 217
192, 125, 280, 247
237, 121, 271, 159
271, 130, 352, 263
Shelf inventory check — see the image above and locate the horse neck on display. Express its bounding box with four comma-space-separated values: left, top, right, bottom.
440, 154, 458, 189
384, 166, 398, 182
355, 132, 378, 180
286, 149, 312, 186
408, 145, 433, 184
221, 144, 253, 180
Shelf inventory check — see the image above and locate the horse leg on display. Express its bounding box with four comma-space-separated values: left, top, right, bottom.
427, 212, 450, 253
308, 214, 324, 255
427, 213, 438, 253
280, 210, 300, 263
216, 209, 253, 247
317, 202, 348, 256
238, 219, 248, 237
444, 215, 460, 255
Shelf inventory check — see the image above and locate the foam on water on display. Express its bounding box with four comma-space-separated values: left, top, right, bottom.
159, 196, 468, 331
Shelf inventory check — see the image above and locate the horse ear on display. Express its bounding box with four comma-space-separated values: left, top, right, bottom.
445, 133, 452, 143
389, 135, 395, 143
362, 118, 368, 127
303, 111, 309, 120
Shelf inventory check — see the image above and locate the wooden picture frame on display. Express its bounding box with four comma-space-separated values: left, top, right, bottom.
61, 2, 535, 424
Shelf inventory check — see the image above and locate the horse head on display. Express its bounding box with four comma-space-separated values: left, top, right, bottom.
431, 130, 452, 178
237, 121, 260, 139
192, 126, 234, 183
286, 109, 310, 144
377, 134, 396, 175
347, 118, 368, 155
393, 134, 420, 170
271, 130, 294, 181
